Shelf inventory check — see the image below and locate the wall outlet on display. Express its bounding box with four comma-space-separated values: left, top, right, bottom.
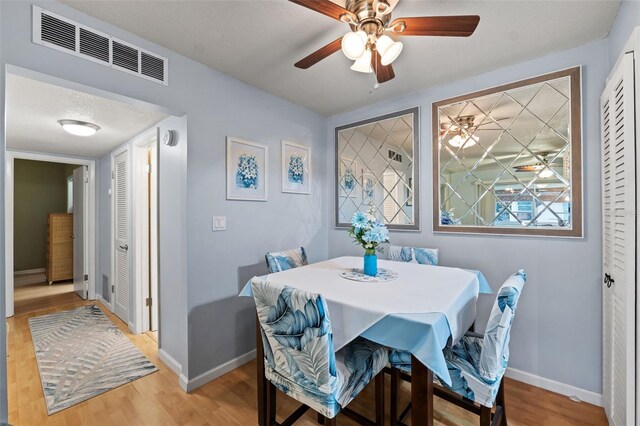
212, 216, 226, 231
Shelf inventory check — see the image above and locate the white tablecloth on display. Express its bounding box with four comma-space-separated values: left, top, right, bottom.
250, 256, 480, 351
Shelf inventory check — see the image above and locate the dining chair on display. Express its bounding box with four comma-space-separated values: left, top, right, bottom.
388, 270, 526, 426
386, 245, 439, 266
265, 247, 308, 273
252, 280, 388, 426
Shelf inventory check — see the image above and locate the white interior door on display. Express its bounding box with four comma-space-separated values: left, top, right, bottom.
601, 52, 636, 426
113, 150, 130, 323
72, 166, 87, 299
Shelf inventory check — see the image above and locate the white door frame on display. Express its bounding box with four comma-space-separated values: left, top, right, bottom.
5, 150, 96, 317
131, 128, 159, 334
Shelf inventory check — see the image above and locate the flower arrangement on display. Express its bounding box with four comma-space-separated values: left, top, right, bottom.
349, 209, 390, 256
288, 154, 304, 184
236, 153, 259, 189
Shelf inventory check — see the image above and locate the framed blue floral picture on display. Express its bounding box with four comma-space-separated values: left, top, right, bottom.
281, 140, 311, 194
226, 137, 268, 201
339, 157, 358, 198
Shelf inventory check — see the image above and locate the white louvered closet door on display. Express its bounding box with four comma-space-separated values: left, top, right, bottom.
113, 151, 130, 323
601, 52, 636, 426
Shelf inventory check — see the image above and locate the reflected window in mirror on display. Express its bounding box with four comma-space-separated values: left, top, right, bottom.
336, 107, 420, 231
433, 67, 582, 237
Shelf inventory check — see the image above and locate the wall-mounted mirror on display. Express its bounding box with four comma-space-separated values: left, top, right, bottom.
336, 107, 419, 230
433, 67, 582, 237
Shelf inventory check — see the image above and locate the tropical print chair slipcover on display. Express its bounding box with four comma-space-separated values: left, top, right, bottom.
265, 247, 308, 273
252, 280, 388, 419
389, 270, 526, 408
387, 245, 439, 266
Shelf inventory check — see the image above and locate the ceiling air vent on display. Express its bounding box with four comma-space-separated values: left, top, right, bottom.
112, 41, 139, 72
79, 27, 109, 63
32, 6, 168, 85
141, 52, 165, 82
40, 12, 76, 51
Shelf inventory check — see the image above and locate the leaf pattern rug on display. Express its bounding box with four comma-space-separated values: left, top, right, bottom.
28, 305, 158, 414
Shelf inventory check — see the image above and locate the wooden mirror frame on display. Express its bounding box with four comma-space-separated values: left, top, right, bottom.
432, 67, 582, 237
335, 107, 420, 231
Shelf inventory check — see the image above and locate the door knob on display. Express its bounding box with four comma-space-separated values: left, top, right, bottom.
604, 273, 614, 288
119, 244, 128, 251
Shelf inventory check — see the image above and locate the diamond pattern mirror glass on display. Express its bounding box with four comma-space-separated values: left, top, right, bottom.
336, 108, 419, 230
434, 67, 582, 237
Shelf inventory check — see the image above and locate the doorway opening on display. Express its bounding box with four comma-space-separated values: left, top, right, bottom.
133, 131, 159, 339
10, 157, 90, 315
4, 66, 187, 423
5, 152, 95, 317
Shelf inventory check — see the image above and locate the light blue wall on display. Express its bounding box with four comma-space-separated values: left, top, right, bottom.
607, 0, 640, 69
0, 0, 328, 392
327, 39, 609, 393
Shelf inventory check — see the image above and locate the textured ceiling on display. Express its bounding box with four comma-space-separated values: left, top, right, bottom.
6, 74, 167, 158
61, 0, 621, 116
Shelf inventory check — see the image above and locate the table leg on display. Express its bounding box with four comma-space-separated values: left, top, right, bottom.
256, 315, 267, 426
411, 355, 433, 426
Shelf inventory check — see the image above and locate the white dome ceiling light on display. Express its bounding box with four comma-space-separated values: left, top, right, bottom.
58, 119, 100, 137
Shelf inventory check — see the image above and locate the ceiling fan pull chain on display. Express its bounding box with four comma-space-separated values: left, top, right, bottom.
369, 52, 380, 94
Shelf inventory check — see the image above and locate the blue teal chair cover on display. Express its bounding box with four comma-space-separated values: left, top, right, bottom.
252, 280, 388, 419
387, 245, 439, 266
265, 247, 308, 273
389, 270, 526, 409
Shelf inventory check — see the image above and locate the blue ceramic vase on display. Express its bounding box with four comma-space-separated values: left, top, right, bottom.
363, 253, 378, 277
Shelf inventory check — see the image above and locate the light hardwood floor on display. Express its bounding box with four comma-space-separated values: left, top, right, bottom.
8, 297, 608, 426
13, 281, 79, 316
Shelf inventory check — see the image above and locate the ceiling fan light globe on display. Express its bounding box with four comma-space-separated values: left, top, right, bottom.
376, 35, 403, 65
342, 31, 368, 60
351, 49, 373, 73
538, 167, 554, 178
448, 134, 478, 149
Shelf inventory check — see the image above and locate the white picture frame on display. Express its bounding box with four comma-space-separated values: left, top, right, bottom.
281, 140, 311, 194
226, 136, 268, 201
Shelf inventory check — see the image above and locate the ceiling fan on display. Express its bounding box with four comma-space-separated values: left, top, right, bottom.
439, 115, 511, 149
291, 0, 480, 84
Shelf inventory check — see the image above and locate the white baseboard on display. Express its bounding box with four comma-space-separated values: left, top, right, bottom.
14, 268, 45, 276
505, 367, 603, 407
158, 348, 183, 376
13, 268, 46, 287
180, 350, 257, 393
95, 295, 112, 311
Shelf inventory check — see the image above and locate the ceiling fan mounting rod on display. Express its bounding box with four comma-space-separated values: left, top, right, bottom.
358, 19, 384, 37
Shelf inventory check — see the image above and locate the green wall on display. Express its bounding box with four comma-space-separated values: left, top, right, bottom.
14, 160, 75, 271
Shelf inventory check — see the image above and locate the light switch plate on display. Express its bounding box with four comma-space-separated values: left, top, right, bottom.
212, 216, 227, 231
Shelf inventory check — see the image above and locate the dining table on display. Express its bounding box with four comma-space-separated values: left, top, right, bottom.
239, 256, 492, 426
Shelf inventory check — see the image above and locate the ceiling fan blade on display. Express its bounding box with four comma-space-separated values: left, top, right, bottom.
289, 0, 356, 22
371, 49, 395, 83
295, 37, 343, 69
389, 16, 480, 37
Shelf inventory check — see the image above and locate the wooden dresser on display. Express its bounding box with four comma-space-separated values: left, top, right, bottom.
46, 213, 73, 285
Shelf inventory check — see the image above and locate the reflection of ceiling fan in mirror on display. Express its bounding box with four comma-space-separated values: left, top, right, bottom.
513, 152, 556, 178
290, 0, 480, 84
440, 115, 512, 149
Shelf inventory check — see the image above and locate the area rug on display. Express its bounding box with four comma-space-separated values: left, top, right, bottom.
28, 305, 158, 414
